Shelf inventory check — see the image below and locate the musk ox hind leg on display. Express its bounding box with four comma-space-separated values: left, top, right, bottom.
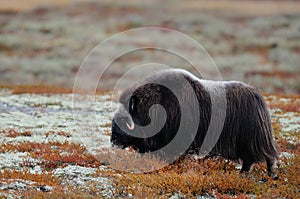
266, 158, 278, 180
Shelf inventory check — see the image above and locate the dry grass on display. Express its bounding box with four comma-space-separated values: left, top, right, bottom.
0, 0, 75, 12
0, 169, 60, 186
94, 148, 167, 173
269, 102, 300, 113
113, 155, 299, 198
0, 141, 103, 170
265, 94, 300, 112
177, 0, 300, 16
0, 84, 108, 95
93, 129, 300, 198
30, 141, 102, 170
0, 129, 32, 138
45, 131, 71, 138
0, 143, 298, 199
23, 186, 106, 199
0, 141, 44, 153
246, 70, 299, 79
107, 113, 300, 198
0, 84, 73, 94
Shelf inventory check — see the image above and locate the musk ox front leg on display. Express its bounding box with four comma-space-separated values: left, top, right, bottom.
240, 159, 253, 173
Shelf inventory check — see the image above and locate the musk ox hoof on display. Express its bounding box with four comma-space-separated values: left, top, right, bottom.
272, 175, 279, 180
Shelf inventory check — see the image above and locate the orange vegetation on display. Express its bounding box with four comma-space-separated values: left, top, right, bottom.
0, 129, 32, 138
0, 141, 103, 169
0, 169, 60, 186
265, 95, 300, 112
113, 155, 299, 198
0, 84, 107, 95
23, 185, 105, 199
0, 84, 72, 94
245, 70, 299, 79
45, 131, 71, 138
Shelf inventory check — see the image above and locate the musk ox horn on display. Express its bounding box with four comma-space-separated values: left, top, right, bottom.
126, 116, 135, 130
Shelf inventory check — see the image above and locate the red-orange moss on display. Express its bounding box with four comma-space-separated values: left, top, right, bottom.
0, 84, 107, 94
0, 169, 60, 186
0, 129, 32, 138
113, 155, 299, 198
265, 94, 300, 112
0, 84, 72, 94
0, 141, 102, 169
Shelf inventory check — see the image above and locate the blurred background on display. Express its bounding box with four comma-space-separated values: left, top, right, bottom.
0, 0, 299, 94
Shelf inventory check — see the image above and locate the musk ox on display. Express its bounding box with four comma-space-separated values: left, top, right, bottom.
111, 69, 278, 177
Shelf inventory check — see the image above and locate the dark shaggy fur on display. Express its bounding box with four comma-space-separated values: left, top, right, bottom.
111, 69, 278, 176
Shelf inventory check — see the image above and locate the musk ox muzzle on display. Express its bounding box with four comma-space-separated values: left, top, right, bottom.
111, 69, 278, 177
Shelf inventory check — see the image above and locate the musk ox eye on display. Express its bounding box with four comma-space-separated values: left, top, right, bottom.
129, 96, 137, 113
130, 101, 134, 112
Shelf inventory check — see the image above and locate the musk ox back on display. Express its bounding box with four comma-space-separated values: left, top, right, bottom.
111, 69, 278, 177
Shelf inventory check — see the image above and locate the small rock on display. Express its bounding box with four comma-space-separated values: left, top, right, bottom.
235, 164, 242, 170
0, 182, 8, 190
37, 185, 53, 192
53, 165, 95, 178
279, 152, 294, 159
30, 165, 42, 174
8, 182, 26, 190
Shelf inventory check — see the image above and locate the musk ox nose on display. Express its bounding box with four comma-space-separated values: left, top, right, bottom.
111, 118, 130, 149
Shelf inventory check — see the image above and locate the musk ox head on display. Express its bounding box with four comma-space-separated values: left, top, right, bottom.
111, 70, 186, 153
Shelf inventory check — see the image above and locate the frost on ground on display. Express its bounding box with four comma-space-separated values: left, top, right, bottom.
0, 91, 299, 198
0, 91, 116, 149
0, 91, 117, 198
